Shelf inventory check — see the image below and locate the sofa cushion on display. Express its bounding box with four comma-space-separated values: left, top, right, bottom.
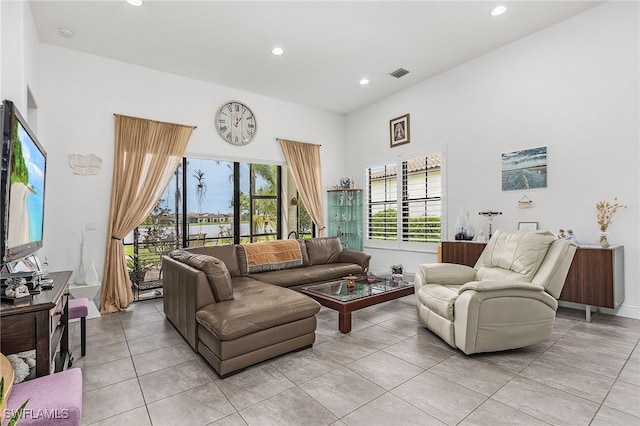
240, 240, 303, 273
170, 250, 234, 302
185, 245, 243, 277
305, 237, 343, 265
247, 263, 363, 288
298, 239, 311, 266
195, 280, 320, 341
480, 230, 557, 281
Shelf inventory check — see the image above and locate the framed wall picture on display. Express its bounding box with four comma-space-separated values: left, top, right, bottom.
502, 146, 547, 191
390, 114, 410, 147
518, 221, 539, 231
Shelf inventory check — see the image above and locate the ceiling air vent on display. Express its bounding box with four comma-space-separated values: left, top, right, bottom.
388, 68, 409, 79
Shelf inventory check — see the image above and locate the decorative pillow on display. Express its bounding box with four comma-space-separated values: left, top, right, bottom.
186, 245, 242, 277
169, 250, 234, 302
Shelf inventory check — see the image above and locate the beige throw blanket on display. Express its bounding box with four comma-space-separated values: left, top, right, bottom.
242, 240, 303, 273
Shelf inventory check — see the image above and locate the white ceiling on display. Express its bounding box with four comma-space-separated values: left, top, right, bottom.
29, 1, 603, 114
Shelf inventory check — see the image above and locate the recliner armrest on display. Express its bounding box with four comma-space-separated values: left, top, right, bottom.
418, 263, 477, 285
458, 280, 544, 294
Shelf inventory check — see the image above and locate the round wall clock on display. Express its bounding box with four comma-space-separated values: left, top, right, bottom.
215, 101, 257, 146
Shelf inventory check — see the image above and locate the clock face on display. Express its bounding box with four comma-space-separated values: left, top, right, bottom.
215, 101, 257, 145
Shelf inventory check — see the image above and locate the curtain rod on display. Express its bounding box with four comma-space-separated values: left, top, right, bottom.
114, 113, 197, 129
275, 137, 321, 146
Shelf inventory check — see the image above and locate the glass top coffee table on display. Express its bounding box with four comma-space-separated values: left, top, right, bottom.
301, 276, 414, 333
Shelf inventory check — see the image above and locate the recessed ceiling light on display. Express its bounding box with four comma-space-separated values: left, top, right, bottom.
58, 27, 74, 39
359, 78, 370, 85
126, 0, 143, 6
271, 47, 284, 56
491, 5, 507, 16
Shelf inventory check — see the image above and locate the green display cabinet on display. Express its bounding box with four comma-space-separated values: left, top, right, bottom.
327, 189, 363, 251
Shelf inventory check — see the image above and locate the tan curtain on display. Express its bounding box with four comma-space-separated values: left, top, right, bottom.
279, 139, 326, 237
100, 115, 194, 314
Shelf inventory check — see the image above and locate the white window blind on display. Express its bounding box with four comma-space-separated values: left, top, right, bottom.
366, 151, 443, 248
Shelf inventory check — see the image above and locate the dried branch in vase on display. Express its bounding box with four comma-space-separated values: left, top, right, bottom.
596, 198, 626, 232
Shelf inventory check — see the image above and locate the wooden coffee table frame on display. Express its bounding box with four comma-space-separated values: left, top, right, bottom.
301, 284, 414, 333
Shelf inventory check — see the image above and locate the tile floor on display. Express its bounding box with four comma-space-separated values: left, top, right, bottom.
69, 296, 640, 426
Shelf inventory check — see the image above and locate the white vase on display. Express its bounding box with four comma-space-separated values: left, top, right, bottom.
84, 259, 99, 285
76, 256, 86, 285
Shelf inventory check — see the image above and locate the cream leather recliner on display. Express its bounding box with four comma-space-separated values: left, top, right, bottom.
415, 229, 577, 354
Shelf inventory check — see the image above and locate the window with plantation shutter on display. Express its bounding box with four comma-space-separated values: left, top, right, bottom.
401, 155, 442, 243
366, 151, 443, 249
367, 164, 398, 241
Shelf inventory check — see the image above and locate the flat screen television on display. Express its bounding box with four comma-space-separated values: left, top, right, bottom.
1, 99, 47, 265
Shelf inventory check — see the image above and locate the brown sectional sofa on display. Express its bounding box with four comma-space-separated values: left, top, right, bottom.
162, 237, 371, 377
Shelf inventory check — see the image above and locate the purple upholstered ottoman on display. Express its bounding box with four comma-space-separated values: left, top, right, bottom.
4, 368, 82, 426
68, 298, 88, 319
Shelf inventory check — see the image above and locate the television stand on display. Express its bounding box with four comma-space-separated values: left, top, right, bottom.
0, 271, 72, 377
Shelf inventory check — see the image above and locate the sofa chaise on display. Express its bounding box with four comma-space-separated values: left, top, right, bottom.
162, 237, 371, 377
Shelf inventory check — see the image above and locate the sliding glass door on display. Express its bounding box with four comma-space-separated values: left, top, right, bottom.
125, 157, 283, 300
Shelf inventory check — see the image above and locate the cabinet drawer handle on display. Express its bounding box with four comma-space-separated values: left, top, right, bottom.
54, 311, 63, 316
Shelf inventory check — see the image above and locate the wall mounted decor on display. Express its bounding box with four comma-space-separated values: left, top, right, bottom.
389, 113, 410, 147
478, 211, 502, 238
215, 100, 257, 145
501, 146, 547, 191
69, 154, 103, 175
517, 195, 533, 208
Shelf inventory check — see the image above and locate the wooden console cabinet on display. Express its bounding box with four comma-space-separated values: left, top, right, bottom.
0, 271, 72, 377
441, 241, 486, 268
441, 242, 624, 321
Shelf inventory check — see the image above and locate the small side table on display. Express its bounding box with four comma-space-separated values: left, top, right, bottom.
68, 282, 101, 319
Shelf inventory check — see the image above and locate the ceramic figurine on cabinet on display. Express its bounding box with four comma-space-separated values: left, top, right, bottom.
565, 230, 579, 246
3, 279, 30, 299
558, 229, 579, 246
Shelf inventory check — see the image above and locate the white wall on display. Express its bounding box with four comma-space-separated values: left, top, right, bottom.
346, 2, 639, 318
3, 1, 638, 319
0, 0, 40, 113
0, 1, 3, 98
37, 44, 345, 287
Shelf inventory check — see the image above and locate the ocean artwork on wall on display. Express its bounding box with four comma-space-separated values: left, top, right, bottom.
501, 146, 547, 191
